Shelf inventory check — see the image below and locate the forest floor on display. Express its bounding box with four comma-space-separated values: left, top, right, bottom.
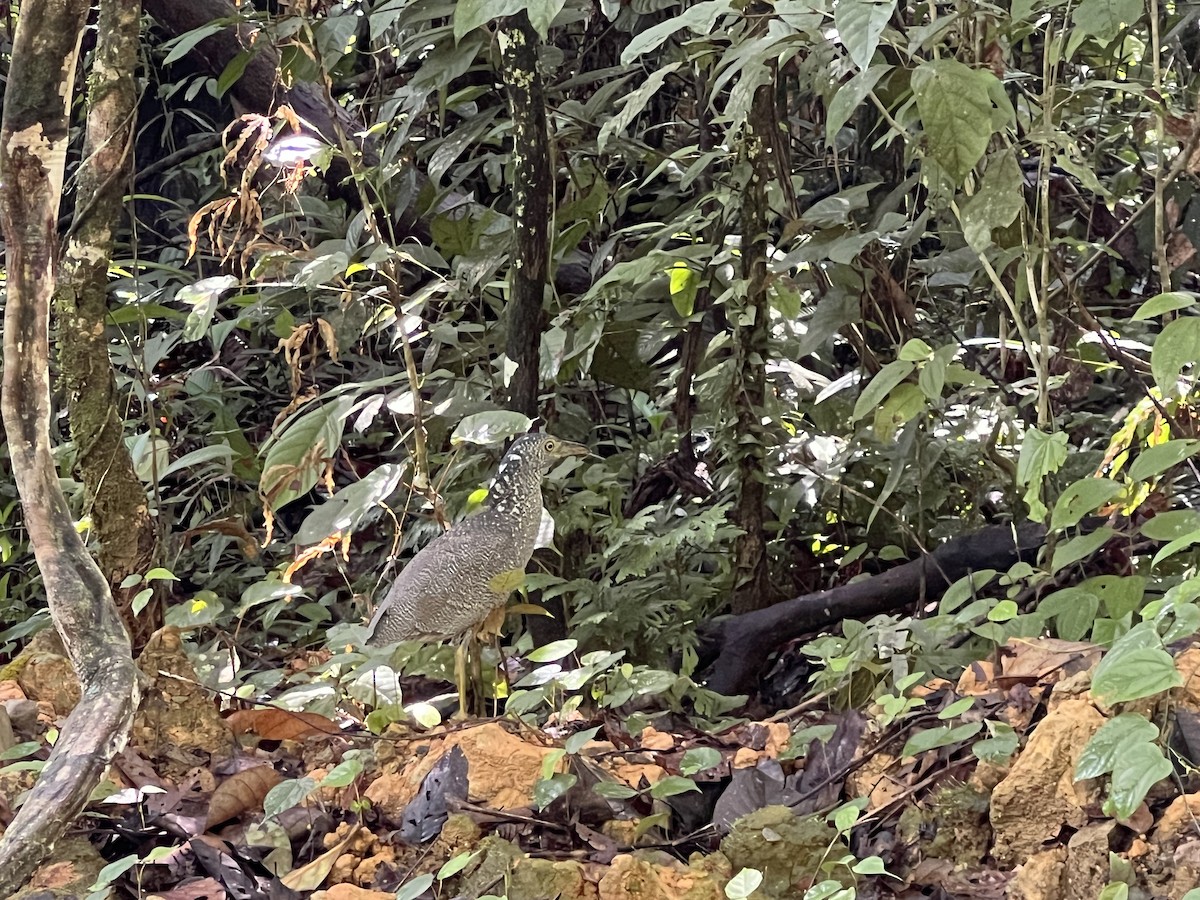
4, 628, 1200, 899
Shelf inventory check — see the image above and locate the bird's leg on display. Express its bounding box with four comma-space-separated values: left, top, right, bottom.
453, 636, 470, 721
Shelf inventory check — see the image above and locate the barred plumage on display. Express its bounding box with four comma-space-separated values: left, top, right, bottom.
367, 433, 588, 646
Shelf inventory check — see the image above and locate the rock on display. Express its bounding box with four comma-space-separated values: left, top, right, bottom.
511, 857, 598, 900
1008, 848, 1067, 900
18, 652, 79, 716
720, 806, 847, 899
1170, 840, 1200, 900
989, 699, 1105, 865
312, 885, 394, 900
598, 852, 728, 900
1064, 821, 1115, 900
896, 782, 990, 867
367, 722, 565, 816
132, 626, 233, 777
1152, 793, 1200, 852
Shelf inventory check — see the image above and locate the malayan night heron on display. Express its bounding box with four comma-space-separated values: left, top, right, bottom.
367, 433, 588, 711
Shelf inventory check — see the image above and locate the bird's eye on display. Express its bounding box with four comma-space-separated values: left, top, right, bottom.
544, 439, 558, 451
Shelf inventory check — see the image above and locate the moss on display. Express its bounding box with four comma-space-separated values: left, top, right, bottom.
897, 781, 991, 867
720, 806, 850, 900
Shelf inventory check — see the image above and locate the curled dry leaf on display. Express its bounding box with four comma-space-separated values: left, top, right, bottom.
226, 708, 340, 741
205, 765, 283, 831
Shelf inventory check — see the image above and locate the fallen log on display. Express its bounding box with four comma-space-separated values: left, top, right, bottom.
699, 522, 1047, 696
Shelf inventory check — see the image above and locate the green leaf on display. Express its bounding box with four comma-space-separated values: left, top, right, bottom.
1040, 587, 1101, 642
834, 0, 896, 69
528, 639, 577, 662
1133, 290, 1198, 320
669, 262, 700, 317
1017, 428, 1069, 520
621, 0, 732, 64
901, 721, 982, 758
178, 275, 236, 341
455, 0, 538, 41
1140, 509, 1200, 541
649, 775, 701, 798
451, 411, 532, 446
973, 722, 1018, 762
961, 149, 1024, 251
396, 874, 436, 900
679, 747, 722, 775
1069, 0, 1143, 46
259, 397, 354, 511
564, 726, 601, 755
852, 359, 914, 421
1050, 478, 1122, 530
912, 59, 996, 184
438, 850, 480, 880
263, 777, 317, 819
1092, 646, 1182, 705
1050, 527, 1115, 574
1128, 440, 1200, 482
827, 65, 891, 142
162, 22, 225, 65
988, 599, 1018, 622
594, 781, 640, 799
533, 772, 577, 810
1075, 713, 1158, 780
319, 758, 364, 788
598, 63, 681, 152
1151, 317, 1200, 396
216, 50, 253, 97
938, 697, 975, 719
725, 867, 764, 900
1107, 741, 1172, 819
851, 855, 888, 874
89, 854, 139, 892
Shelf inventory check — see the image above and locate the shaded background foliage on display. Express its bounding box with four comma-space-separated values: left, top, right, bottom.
2, 0, 1200, 716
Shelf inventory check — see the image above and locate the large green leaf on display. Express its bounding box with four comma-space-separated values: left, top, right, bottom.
1092, 645, 1182, 705
961, 150, 1024, 251
912, 59, 996, 184
1075, 713, 1158, 780
1151, 317, 1200, 396
852, 359, 914, 421
259, 397, 354, 511
834, 0, 896, 70
1050, 477, 1122, 530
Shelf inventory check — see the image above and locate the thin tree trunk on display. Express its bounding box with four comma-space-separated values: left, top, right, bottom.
57, 0, 159, 644
0, 0, 140, 890
730, 82, 775, 614
498, 10, 550, 420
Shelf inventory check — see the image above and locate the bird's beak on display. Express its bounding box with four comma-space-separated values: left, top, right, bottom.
555, 440, 591, 460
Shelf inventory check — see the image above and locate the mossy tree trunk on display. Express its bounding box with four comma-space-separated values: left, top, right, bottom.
56, 0, 159, 644
730, 80, 776, 615
0, 0, 140, 890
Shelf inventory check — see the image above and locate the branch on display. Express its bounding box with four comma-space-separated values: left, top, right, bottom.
699, 523, 1046, 696
0, 0, 140, 890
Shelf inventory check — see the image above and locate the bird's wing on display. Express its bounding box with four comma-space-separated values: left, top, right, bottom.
368, 521, 528, 643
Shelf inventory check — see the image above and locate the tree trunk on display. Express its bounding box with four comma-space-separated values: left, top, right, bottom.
498, 11, 551, 420
56, 0, 159, 644
0, 0, 140, 890
730, 82, 775, 614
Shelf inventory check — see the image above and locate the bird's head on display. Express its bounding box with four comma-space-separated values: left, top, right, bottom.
505, 433, 590, 474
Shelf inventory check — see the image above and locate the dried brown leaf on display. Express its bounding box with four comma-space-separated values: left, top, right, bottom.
205, 765, 283, 830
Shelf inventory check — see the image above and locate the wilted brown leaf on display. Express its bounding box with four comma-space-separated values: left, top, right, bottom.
226, 708, 340, 741
205, 765, 283, 830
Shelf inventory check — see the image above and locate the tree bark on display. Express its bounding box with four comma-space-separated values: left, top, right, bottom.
700, 523, 1046, 696
729, 82, 775, 614
498, 11, 551, 420
0, 0, 140, 890
57, 0, 159, 644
